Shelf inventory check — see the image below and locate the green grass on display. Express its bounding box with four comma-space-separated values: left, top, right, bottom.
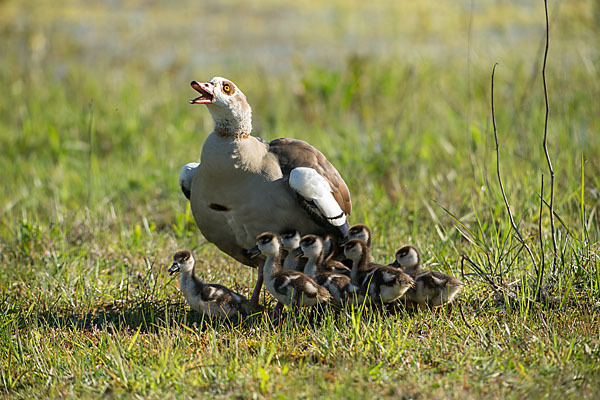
1, 0, 600, 398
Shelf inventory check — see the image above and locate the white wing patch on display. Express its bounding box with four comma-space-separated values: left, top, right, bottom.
179, 162, 199, 195
289, 167, 347, 227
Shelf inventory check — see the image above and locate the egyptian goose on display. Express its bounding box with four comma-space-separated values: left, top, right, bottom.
344, 224, 372, 247
184, 77, 352, 307
297, 235, 363, 306
342, 239, 414, 304
299, 234, 351, 276
280, 230, 302, 271
247, 233, 330, 308
391, 245, 422, 274
341, 224, 374, 264
168, 250, 260, 320
394, 245, 464, 308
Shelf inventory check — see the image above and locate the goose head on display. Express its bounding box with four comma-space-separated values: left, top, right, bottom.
280, 231, 301, 252
341, 224, 372, 247
342, 239, 368, 264
248, 232, 281, 258
298, 234, 324, 260
169, 250, 195, 275
393, 245, 420, 269
190, 77, 252, 137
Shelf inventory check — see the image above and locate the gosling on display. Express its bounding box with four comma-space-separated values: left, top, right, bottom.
394, 245, 464, 308
297, 234, 363, 306
280, 230, 302, 271
248, 233, 331, 308
343, 239, 414, 304
169, 250, 260, 320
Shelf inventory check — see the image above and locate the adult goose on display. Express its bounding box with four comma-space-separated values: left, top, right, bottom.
183, 77, 352, 307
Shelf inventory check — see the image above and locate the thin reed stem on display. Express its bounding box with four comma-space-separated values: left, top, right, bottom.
491, 63, 539, 274
542, 0, 557, 273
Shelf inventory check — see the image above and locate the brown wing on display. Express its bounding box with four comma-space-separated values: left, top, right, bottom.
268, 138, 352, 215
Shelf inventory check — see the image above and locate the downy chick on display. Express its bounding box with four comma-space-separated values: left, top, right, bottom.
394, 245, 464, 308
297, 235, 363, 306
343, 239, 414, 304
169, 250, 260, 320
248, 233, 330, 308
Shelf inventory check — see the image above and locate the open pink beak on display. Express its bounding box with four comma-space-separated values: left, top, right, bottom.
190, 81, 215, 104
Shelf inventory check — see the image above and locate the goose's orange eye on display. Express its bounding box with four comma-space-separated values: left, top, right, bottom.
221, 81, 235, 95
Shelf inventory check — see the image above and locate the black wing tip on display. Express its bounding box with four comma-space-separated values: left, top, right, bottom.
181, 186, 191, 200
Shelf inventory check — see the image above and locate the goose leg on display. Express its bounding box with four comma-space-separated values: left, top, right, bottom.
250, 258, 265, 307
271, 302, 284, 320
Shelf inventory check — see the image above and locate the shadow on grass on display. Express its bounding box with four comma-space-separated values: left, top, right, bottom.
32, 298, 428, 334
35, 299, 265, 334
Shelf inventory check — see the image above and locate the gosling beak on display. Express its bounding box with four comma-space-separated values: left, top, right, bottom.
247, 246, 261, 258
391, 260, 401, 269
291, 247, 304, 258
168, 263, 180, 275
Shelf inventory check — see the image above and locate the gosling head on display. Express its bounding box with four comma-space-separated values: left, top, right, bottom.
298, 235, 324, 259
190, 77, 252, 137
169, 250, 195, 275
341, 224, 372, 247
248, 232, 281, 258
280, 230, 301, 252
342, 239, 368, 262
393, 245, 420, 269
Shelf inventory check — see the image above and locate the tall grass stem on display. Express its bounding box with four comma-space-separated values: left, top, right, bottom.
490, 63, 538, 274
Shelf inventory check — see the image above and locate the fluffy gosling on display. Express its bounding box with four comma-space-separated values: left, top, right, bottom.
248, 233, 330, 308
280, 230, 302, 271
169, 250, 260, 320
297, 234, 363, 306
395, 245, 464, 308
343, 239, 414, 304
